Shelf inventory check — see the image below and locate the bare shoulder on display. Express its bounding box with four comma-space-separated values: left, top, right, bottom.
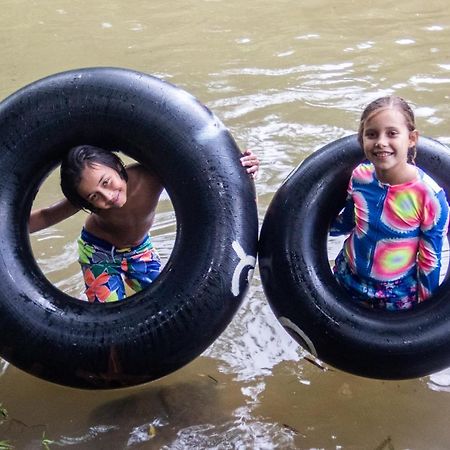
127, 163, 161, 183
126, 163, 163, 196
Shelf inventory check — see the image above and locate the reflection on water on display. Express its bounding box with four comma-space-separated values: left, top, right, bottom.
3, 0, 450, 448
428, 368, 450, 393
204, 284, 302, 382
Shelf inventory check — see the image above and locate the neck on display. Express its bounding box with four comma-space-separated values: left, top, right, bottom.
375, 164, 417, 185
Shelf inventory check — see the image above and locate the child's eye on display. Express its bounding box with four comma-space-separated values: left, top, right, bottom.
89, 194, 97, 202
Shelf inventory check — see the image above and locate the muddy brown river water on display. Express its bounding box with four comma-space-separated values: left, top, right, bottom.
2, 0, 450, 448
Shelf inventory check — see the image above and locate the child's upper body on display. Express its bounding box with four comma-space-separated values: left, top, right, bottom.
331, 96, 449, 310
29, 145, 260, 246
331, 162, 449, 303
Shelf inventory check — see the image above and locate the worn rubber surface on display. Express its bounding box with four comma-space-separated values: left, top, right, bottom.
0, 67, 258, 389
259, 134, 450, 379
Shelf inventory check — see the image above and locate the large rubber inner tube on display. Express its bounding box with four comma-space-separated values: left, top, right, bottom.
259, 134, 450, 380
0, 67, 258, 389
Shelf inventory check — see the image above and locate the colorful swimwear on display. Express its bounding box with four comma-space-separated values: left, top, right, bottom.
334, 250, 418, 310
78, 228, 161, 303
330, 162, 449, 310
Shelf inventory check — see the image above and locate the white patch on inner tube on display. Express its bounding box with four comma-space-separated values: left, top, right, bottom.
196, 115, 226, 142
231, 240, 256, 297
279, 316, 318, 357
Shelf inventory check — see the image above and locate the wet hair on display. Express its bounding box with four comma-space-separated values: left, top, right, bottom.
358, 95, 417, 164
60, 145, 128, 212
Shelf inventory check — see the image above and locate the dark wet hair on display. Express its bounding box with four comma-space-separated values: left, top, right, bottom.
60, 145, 128, 211
358, 95, 417, 164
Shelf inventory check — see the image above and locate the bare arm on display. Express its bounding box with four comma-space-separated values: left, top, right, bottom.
29, 198, 80, 234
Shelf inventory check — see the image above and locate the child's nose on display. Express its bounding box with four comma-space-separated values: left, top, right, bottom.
376, 136, 388, 147
98, 188, 112, 202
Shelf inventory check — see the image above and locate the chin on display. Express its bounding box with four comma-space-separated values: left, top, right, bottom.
117, 198, 127, 208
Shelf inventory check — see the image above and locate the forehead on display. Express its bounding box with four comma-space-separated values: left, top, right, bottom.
364, 107, 408, 128
77, 163, 117, 194
81, 162, 117, 178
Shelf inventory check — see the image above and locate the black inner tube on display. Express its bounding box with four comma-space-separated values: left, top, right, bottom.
0, 67, 258, 389
259, 134, 450, 379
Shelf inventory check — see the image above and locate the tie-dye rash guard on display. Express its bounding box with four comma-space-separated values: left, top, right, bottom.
331, 162, 449, 310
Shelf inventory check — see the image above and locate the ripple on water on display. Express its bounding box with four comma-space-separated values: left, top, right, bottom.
160, 419, 298, 450
203, 284, 302, 382
428, 367, 450, 393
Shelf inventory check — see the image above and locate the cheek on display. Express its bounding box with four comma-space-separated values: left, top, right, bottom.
362, 144, 372, 156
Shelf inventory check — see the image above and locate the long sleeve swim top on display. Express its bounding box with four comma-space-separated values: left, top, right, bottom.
330, 162, 449, 301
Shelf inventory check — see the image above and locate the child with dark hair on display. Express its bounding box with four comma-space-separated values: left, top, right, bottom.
30, 145, 259, 302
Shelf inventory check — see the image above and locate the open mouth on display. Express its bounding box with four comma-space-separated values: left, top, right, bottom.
109, 192, 120, 205
373, 151, 393, 158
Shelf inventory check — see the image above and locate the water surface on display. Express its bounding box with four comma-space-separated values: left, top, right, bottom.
2, 0, 450, 448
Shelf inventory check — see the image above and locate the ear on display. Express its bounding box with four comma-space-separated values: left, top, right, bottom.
409, 129, 419, 147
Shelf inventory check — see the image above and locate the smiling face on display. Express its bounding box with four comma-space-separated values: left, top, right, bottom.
77, 163, 128, 210
361, 107, 418, 184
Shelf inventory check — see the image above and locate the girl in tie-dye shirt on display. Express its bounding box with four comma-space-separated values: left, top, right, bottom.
331, 96, 449, 310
